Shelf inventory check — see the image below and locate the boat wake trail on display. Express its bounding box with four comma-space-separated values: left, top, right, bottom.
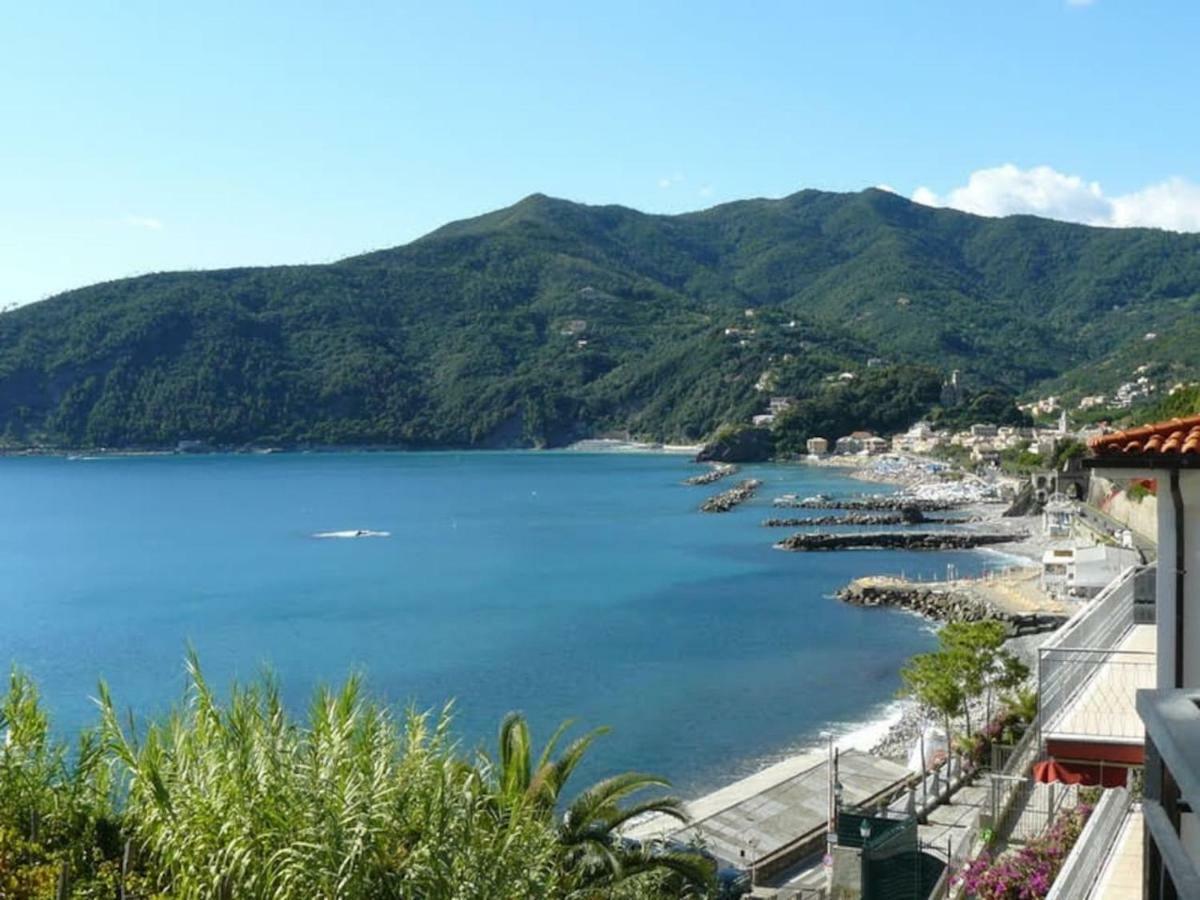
312, 529, 391, 539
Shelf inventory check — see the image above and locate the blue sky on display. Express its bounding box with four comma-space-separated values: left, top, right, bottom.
4, 0, 1200, 306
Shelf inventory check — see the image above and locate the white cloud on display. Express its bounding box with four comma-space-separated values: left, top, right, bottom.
874, 183, 897, 194
122, 214, 164, 230
1066, 0, 1095, 7
657, 173, 685, 190
911, 164, 1200, 232
1111, 178, 1200, 232
911, 186, 939, 208
698, 185, 714, 198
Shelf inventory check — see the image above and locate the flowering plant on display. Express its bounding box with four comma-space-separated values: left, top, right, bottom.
956, 802, 1092, 899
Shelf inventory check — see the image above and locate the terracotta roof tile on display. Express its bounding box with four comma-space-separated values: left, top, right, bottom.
1089, 414, 1200, 459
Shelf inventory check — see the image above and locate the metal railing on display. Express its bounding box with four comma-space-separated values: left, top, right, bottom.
926, 811, 981, 900
1038, 565, 1154, 741
990, 775, 1081, 844
1039, 648, 1155, 740
1045, 788, 1132, 900
1041, 565, 1147, 654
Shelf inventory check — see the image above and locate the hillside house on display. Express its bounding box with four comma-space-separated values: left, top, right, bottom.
768, 396, 795, 415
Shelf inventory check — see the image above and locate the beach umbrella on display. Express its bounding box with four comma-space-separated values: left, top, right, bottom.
1032, 759, 1083, 785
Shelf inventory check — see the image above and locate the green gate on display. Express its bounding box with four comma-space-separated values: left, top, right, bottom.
839, 812, 945, 900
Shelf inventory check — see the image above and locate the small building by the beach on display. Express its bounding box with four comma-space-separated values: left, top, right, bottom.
863, 436, 889, 455
806, 436, 829, 456
835, 435, 863, 455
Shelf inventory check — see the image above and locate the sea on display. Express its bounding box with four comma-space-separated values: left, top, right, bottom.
0, 451, 1012, 795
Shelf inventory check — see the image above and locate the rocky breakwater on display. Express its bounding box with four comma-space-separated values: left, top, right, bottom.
700, 479, 762, 513
761, 509, 934, 527
773, 530, 1026, 551
836, 577, 1006, 623
683, 463, 737, 486
773, 494, 963, 512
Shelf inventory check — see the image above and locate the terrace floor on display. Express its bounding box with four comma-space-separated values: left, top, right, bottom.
1045, 624, 1156, 743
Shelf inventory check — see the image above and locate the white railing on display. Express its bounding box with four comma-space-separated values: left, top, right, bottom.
1046, 788, 1131, 900
1041, 565, 1143, 654
1039, 566, 1153, 737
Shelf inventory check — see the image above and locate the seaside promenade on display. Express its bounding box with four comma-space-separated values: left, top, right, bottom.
653, 451, 1085, 895
626, 749, 909, 881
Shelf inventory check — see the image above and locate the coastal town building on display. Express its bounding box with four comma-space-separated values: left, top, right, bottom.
1042, 492, 1075, 538
1040, 544, 1142, 599
970, 445, 1001, 466
863, 436, 888, 455
890, 422, 948, 455
806, 437, 829, 456
835, 434, 863, 455
1021, 395, 1062, 416
1087, 414, 1200, 897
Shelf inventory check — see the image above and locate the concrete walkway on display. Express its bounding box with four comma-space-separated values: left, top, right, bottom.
627, 749, 909, 872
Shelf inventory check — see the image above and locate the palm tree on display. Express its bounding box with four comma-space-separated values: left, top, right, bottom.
479, 712, 714, 892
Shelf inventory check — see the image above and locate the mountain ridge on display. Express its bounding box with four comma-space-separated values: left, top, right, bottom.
2, 187, 1199, 450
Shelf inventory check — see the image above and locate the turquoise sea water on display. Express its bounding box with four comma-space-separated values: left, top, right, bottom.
0, 452, 1006, 794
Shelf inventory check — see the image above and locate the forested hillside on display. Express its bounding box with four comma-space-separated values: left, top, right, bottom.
3, 188, 1200, 449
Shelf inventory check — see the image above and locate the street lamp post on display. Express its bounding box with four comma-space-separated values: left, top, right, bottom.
821, 731, 836, 849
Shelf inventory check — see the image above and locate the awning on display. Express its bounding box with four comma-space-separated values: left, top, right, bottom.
1032, 758, 1084, 785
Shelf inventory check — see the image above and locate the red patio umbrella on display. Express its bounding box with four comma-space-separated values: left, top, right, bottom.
1032, 759, 1084, 785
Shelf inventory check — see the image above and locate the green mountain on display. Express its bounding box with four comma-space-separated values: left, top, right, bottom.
3, 188, 1200, 450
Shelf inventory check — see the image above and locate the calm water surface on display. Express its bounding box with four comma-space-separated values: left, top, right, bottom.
0, 452, 1006, 794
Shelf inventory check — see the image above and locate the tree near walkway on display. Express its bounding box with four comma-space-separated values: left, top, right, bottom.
901, 620, 1030, 768
941, 620, 1029, 729
900, 651, 968, 766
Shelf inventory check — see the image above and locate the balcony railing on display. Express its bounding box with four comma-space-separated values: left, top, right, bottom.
1040, 648, 1155, 741
1039, 565, 1156, 742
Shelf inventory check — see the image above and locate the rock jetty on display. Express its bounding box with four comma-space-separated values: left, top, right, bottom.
761, 510, 932, 527
836, 579, 1003, 623
700, 479, 762, 513
773, 531, 1025, 551
683, 463, 737, 486
773, 495, 963, 512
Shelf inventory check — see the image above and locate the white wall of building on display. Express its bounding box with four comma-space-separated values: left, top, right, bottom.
1154, 469, 1200, 689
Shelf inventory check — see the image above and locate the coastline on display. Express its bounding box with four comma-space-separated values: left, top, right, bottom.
683, 450, 1059, 794
0, 439, 709, 459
